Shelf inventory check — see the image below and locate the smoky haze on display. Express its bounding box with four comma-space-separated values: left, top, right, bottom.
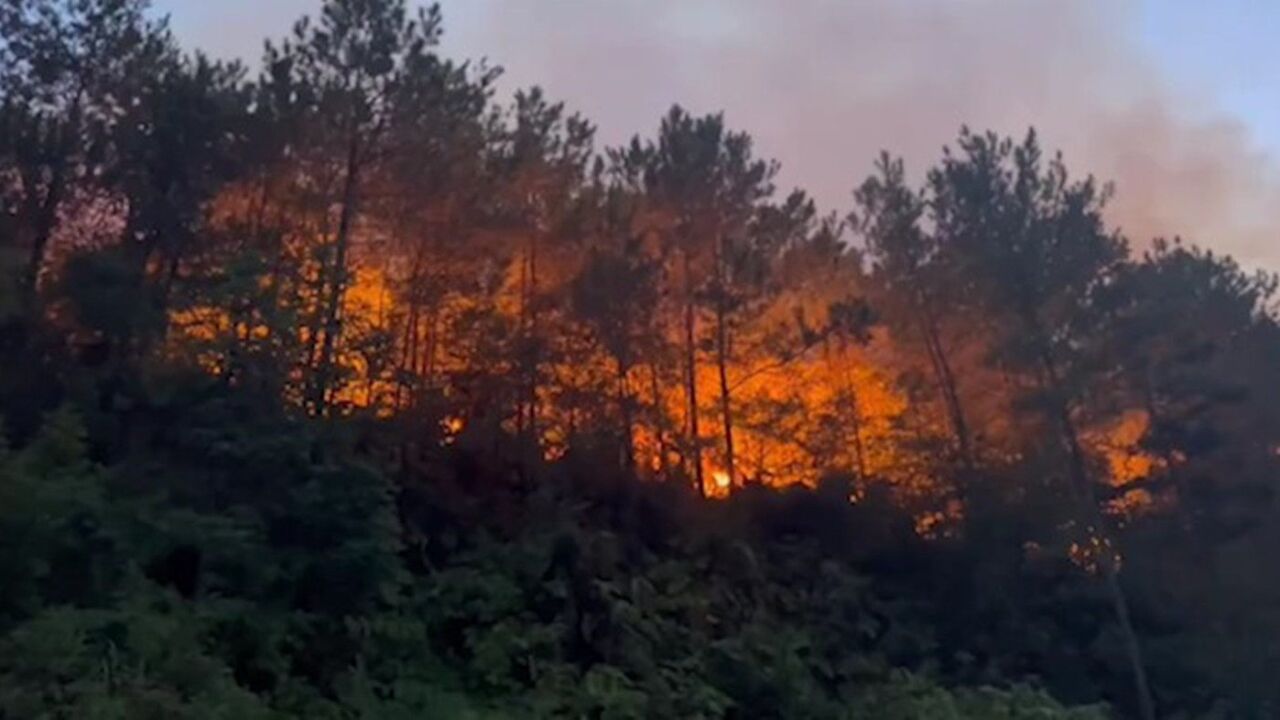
164, 0, 1280, 268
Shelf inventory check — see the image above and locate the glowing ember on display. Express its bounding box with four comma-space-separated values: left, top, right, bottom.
713, 470, 732, 489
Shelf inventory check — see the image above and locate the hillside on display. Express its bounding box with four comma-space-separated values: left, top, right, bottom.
1, 1, 1278, 717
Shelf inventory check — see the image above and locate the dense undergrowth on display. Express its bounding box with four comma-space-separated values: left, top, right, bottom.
2, 1, 1278, 717
0, 363, 1111, 718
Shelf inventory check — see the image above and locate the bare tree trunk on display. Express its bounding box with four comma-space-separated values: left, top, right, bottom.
617, 356, 635, 469
24, 150, 68, 309
649, 363, 670, 476
312, 132, 362, 414
263, 197, 289, 324
25, 164, 65, 310
714, 248, 736, 484
682, 249, 705, 495
916, 291, 974, 468
398, 240, 430, 410
22, 94, 85, 313
400, 304, 420, 411
1062, 404, 1157, 720
1039, 345, 1156, 720
424, 303, 441, 386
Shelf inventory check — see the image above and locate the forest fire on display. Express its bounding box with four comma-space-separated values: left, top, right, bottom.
175, 234, 1167, 526
2, 0, 1278, 717
160, 114, 1223, 533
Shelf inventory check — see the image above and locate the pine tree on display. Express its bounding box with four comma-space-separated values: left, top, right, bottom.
927, 128, 1156, 720
272, 0, 449, 413
0, 0, 169, 310
854, 153, 977, 470
623, 107, 776, 492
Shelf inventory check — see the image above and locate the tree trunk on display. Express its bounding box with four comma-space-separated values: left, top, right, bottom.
1061, 403, 1157, 720
1039, 344, 1157, 720
682, 249, 704, 495
400, 303, 420, 410
649, 363, 670, 476
617, 356, 635, 469
425, 303, 441, 387
22, 91, 87, 313
714, 262, 736, 485
916, 291, 974, 468
312, 131, 362, 414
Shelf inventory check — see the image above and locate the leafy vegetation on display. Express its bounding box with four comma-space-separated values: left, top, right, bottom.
0, 396, 1112, 718
0, 1, 1277, 718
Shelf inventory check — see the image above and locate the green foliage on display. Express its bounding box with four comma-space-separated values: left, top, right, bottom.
848, 672, 1107, 720
0, 601, 275, 720
0, 408, 108, 620
0, 400, 1106, 719
0, 1, 1277, 718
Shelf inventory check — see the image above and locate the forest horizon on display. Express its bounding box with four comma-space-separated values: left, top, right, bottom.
155, 0, 1280, 275
0, 1, 1277, 718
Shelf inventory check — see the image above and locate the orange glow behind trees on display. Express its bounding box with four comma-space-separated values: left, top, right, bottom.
5, 3, 1279, 717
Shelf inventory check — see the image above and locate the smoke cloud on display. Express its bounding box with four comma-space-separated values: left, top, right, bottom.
164, 0, 1280, 268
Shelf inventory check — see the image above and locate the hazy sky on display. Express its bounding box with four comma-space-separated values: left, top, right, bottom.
150, 0, 1280, 269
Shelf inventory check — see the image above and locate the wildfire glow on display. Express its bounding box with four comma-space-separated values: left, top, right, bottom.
169, 177, 1183, 538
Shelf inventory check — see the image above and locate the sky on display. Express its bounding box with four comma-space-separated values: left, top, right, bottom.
150, 0, 1280, 270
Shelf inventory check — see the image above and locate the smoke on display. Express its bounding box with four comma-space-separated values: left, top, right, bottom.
442, 0, 1280, 268
160, 0, 1280, 268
